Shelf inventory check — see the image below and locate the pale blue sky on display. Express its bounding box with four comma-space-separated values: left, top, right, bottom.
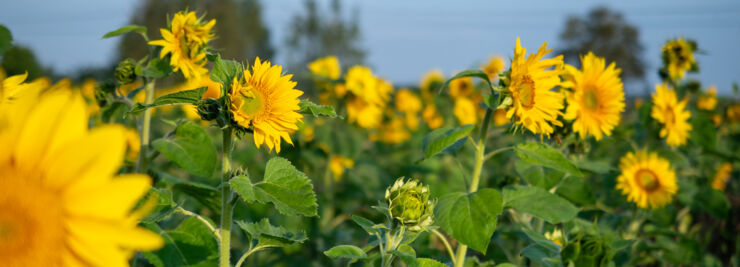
1, 0, 738, 95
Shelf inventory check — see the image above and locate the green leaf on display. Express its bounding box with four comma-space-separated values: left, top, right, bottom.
503, 185, 578, 224
142, 217, 218, 267
434, 188, 503, 253
252, 157, 318, 216
555, 176, 595, 206
574, 159, 612, 174
152, 122, 217, 177
521, 228, 561, 252
324, 245, 368, 260
438, 69, 492, 94
230, 175, 256, 202
141, 187, 177, 223
495, 264, 518, 267
691, 187, 730, 219
137, 58, 173, 78
299, 99, 338, 118
514, 143, 583, 177
127, 87, 207, 116
0, 25, 12, 57
389, 244, 416, 265
210, 55, 243, 85
690, 114, 717, 150
520, 244, 561, 267
102, 25, 147, 39
514, 160, 562, 190
420, 125, 474, 161
171, 181, 221, 216
236, 218, 307, 248
351, 215, 378, 235
411, 258, 447, 267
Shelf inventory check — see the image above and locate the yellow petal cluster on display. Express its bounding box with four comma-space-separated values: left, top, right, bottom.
149, 11, 216, 80
697, 86, 717, 111
616, 150, 678, 209
662, 38, 696, 81
651, 84, 692, 147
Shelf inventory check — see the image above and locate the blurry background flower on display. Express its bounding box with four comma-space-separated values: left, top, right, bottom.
616, 150, 678, 209
651, 84, 692, 147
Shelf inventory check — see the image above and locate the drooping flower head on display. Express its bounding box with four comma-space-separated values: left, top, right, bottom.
661, 38, 696, 81
0, 88, 162, 266
149, 11, 216, 80
651, 84, 692, 147
482, 55, 506, 80
308, 56, 341, 80
506, 37, 565, 137
616, 150, 678, 209
697, 86, 717, 111
385, 178, 435, 232
563, 52, 625, 140
228, 57, 304, 153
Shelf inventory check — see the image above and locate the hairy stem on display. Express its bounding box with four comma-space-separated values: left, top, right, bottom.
136, 79, 156, 173
219, 127, 234, 267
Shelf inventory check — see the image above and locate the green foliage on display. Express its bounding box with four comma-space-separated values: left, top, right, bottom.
389, 244, 416, 264
514, 142, 583, 177
411, 258, 447, 267
503, 185, 578, 224
152, 122, 218, 177
555, 176, 595, 206
210, 55, 243, 86
128, 87, 207, 116
141, 188, 177, 223
435, 188, 503, 253
514, 160, 563, 190
438, 69, 493, 94
324, 245, 369, 260
143, 218, 218, 267
236, 218, 307, 248
102, 25, 147, 40
299, 99, 338, 118
0, 25, 12, 57
136, 58, 173, 78
420, 125, 474, 161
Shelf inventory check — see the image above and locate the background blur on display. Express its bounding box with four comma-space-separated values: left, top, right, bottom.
1, 0, 738, 95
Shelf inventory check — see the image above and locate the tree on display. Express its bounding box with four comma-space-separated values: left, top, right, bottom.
1, 45, 45, 80
558, 7, 646, 83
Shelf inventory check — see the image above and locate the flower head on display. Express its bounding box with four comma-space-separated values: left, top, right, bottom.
329, 155, 354, 181
661, 38, 696, 81
420, 70, 444, 99
422, 105, 444, 129
385, 178, 435, 231
454, 97, 478, 125
308, 56, 341, 80
563, 52, 625, 140
228, 57, 304, 153
449, 76, 474, 99
711, 163, 732, 191
616, 150, 678, 209
697, 86, 717, 111
651, 84, 692, 147
148, 11, 216, 79
482, 55, 506, 80
506, 37, 565, 137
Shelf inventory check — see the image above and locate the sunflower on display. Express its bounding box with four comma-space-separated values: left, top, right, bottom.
651, 84, 692, 147
661, 38, 696, 81
563, 52, 625, 140
329, 155, 355, 181
308, 56, 341, 80
449, 76, 474, 99
616, 150, 678, 209
711, 163, 732, 191
346, 97, 383, 129
545, 229, 564, 247
422, 105, 444, 129
0, 89, 162, 266
149, 11, 216, 80
482, 55, 505, 80
454, 97, 478, 125
228, 57, 304, 153
697, 86, 717, 111
375, 116, 411, 144
493, 108, 509, 126
506, 37, 565, 137
395, 89, 422, 114
420, 70, 444, 99
346, 66, 384, 106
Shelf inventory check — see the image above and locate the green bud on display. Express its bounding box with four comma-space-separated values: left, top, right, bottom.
197, 98, 221, 121
385, 177, 435, 232
115, 58, 137, 84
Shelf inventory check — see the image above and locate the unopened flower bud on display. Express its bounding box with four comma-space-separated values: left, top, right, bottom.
385, 177, 435, 231
197, 98, 221, 121
115, 58, 137, 84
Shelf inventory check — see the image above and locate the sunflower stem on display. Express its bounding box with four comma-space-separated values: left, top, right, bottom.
454, 108, 493, 267
136, 78, 156, 173
219, 127, 234, 267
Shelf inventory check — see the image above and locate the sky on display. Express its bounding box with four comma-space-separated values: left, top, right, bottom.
1, 0, 739, 95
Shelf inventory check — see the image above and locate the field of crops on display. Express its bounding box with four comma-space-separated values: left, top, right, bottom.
0, 7, 738, 267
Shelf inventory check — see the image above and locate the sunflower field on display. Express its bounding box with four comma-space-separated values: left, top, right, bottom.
0, 7, 738, 267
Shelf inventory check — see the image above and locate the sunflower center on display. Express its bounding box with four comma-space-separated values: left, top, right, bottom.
583, 87, 600, 111
635, 169, 660, 192
517, 75, 536, 109
239, 86, 264, 117
663, 107, 676, 125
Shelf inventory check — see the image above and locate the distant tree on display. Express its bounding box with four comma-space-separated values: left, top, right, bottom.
285, 0, 365, 72
1, 45, 45, 80
558, 7, 646, 83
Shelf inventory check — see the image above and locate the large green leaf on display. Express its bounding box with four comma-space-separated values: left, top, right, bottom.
411, 258, 447, 267
230, 175, 256, 202
438, 69, 492, 94
514, 160, 563, 190
136, 58, 173, 78
236, 218, 307, 248
142, 217, 218, 267
252, 157, 318, 216
210, 55, 243, 85
514, 143, 583, 177
420, 125, 474, 161
128, 87, 207, 116
434, 188, 503, 253
299, 99, 338, 118
503, 185, 578, 224
101, 25, 147, 39
171, 181, 221, 216
351, 215, 379, 235
0, 25, 12, 57
520, 244, 561, 267
555, 176, 595, 206
324, 245, 368, 260
152, 122, 217, 177
141, 187, 177, 223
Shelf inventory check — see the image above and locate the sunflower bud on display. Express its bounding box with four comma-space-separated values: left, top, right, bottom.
385, 177, 435, 231
115, 58, 137, 84
197, 98, 221, 121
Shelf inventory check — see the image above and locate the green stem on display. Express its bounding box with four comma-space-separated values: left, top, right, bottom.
219, 127, 234, 267
136, 79, 156, 173
235, 245, 273, 267
454, 108, 493, 267
431, 229, 457, 266
176, 207, 219, 241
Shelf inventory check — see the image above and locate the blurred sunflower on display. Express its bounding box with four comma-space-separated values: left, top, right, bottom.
395, 89, 422, 114
711, 163, 732, 191
449, 76, 474, 99
0, 90, 162, 266
419, 69, 444, 99
346, 97, 383, 129
149, 11, 216, 80
454, 97, 478, 125
482, 55, 505, 80
563, 52, 625, 140
697, 86, 717, 111
545, 229, 564, 246
616, 150, 678, 209
422, 105, 444, 129
229, 57, 303, 153
493, 108, 509, 126
346, 66, 383, 105
308, 56, 341, 80
329, 155, 354, 181
728, 104, 740, 123
506, 37, 565, 137
123, 127, 141, 164
661, 38, 696, 81
651, 84, 692, 147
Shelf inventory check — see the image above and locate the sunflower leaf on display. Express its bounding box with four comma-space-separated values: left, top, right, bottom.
102, 24, 147, 40
152, 122, 217, 177
503, 185, 578, 224
210, 55, 243, 85
514, 142, 583, 177
299, 99, 339, 118
137, 58, 173, 78
251, 157, 318, 217
437, 69, 492, 94
419, 125, 474, 162
434, 188, 503, 253
236, 218, 307, 248
324, 245, 368, 260
142, 217, 218, 267
126, 87, 207, 116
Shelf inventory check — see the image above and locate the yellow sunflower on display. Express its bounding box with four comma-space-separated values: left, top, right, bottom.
0, 90, 162, 266
395, 89, 422, 114
228, 57, 304, 153
563, 52, 625, 140
493, 108, 509, 126
422, 105, 444, 129
329, 155, 355, 181
711, 163, 732, 191
482, 55, 505, 80
697, 86, 717, 111
728, 104, 740, 123
616, 150, 678, 209
420, 69, 444, 99
506, 37, 565, 137
308, 56, 341, 80
346, 97, 383, 129
149, 11, 216, 80
376, 116, 411, 144
346, 66, 383, 105
449, 76, 474, 99
651, 84, 692, 147
454, 97, 478, 125
661, 38, 696, 81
